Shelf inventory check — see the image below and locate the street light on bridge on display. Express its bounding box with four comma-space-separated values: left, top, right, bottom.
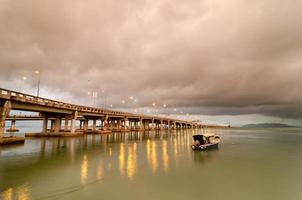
34, 70, 40, 97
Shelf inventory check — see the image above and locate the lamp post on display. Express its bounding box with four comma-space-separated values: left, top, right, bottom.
35, 70, 40, 97
92, 91, 98, 107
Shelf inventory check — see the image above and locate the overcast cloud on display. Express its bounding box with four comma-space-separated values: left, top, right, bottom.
0, 0, 302, 124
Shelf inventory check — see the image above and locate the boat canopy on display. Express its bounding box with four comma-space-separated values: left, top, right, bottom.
204, 134, 217, 138
192, 135, 206, 145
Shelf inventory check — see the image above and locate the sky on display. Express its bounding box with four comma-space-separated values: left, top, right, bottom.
0, 0, 302, 126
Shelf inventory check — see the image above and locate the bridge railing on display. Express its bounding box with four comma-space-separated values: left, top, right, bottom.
0, 88, 133, 116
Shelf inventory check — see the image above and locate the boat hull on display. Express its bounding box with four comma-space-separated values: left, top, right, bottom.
191, 142, 219, 151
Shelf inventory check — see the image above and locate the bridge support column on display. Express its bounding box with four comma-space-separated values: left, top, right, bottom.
0, 100, 11, 137
64, 116, 69, 131
70, 111, 78, 134
79, 120, 83, 129
172, 122, 176, 130
117, 119, 122, 131
139, 118, 144, 131
145, 121, 149, 130
84, 118, 89, 131
8, 117, 18, 132
160, 120, 163, 130
54, 117, 61, 133
151, 118, 155, 130
102, 115, 109, 131
123, 118, 129, 131
42, 115, 48, 133
50, 120, 55, 131
92, 119, 97, 131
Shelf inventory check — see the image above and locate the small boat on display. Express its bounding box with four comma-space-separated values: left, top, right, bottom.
191, 134, 220, 150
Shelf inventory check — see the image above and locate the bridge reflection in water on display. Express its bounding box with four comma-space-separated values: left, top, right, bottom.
0, 129, 219, 200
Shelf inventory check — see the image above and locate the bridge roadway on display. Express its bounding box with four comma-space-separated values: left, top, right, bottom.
0, 88, 204, 138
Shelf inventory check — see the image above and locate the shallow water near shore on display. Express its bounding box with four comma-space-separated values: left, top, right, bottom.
1, 127, 302, 200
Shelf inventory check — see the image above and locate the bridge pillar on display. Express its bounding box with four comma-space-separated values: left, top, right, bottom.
124, 117, 129, 131
134, 121, 138, 130
42, 115, 48, 133
8, 117, 17, 132
103, 115, 109, 131
117, 119, 122, 130
70, 111, 78, 134
151, 118, 155, 130
54, 117, 62, 133
92, 119, 97, 131
50, 120, 55, 131
139, 118, 144, 131
64, 116, 69, 131
83, 118, 89, 131
0, 100, 11, 137
160, 120, 163, 130
79, 120, 83, 129
145, 120, 150, 130
173, 122, 176, 130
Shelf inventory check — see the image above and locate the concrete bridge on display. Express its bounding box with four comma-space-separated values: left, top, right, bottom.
0, 88, 204, 140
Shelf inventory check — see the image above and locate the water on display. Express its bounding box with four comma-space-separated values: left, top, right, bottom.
1, 128, 302, 200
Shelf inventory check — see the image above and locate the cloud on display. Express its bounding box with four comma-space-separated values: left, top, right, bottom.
0, 0, 302, 119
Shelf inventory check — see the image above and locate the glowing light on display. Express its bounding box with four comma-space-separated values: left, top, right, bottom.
119, 143, 125, 176
109, 147, 112, 156
110, 104, 113, 108
1, 188, 13, 200
162, 140, 169, 172
97, 161, 103, 180
129, 96, 134, 100
151, 141, 158, 173
16, 184, 29, 200
22, 76, 27, 81
92, 92, 98, 98
152, 103, 156, 107
147, 139, 151, 162
81, 155, 88, 184
122, 100, 126, 104
163, 104, 167, 108
146, 139, 158, 174
34, 70, 39, 75
127, 143, 137, 180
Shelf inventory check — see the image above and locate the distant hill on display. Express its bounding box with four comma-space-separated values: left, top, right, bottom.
242, 123, 296, 128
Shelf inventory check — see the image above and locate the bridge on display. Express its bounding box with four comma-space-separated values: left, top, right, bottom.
0, 88, 207, 142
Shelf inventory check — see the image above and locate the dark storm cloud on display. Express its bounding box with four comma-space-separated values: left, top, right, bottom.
0, 0, 302, 118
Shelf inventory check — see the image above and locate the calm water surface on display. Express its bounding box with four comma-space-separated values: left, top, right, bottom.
1, 127, 302, 200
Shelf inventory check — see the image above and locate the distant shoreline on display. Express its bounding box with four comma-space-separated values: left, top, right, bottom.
241, 123, 297, 128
